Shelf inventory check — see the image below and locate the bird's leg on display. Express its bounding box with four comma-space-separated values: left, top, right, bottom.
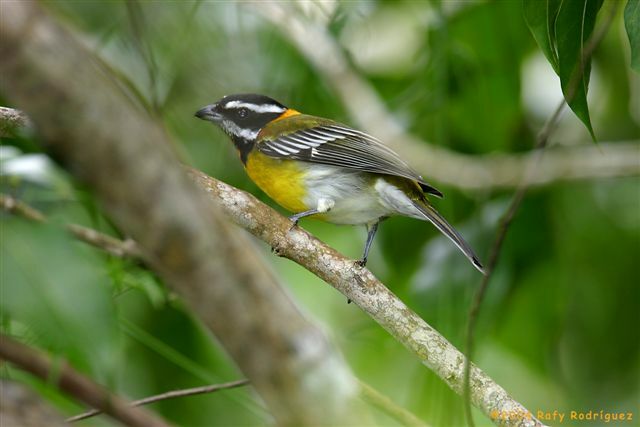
355, 220, 380, 267
288, 209, 319, 228
288, 198, 335, 229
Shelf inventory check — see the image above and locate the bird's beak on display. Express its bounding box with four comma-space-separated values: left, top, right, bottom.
195, 104, 222, 122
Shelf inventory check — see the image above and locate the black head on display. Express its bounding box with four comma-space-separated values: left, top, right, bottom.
195, 94, 288, 144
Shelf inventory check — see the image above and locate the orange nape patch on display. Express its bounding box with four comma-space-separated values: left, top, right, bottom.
273, 108, 301, 122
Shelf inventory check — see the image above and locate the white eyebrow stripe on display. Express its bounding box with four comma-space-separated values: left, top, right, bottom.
224, 100, 286, 113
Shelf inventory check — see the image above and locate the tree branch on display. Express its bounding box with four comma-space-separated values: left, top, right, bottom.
3, 166, 542, 424
1, 102, 545, 425
252, 3, 639, 192
188, 169, 545, 427
0, 192, 250, 420
67, 379, 250, 423
0, 105, 31, 137
0, 194, 143, 259
0, 3, 362, 425
0, 2, 565, 425
0, 334, 171, 427
0, 192, 436, 427
2, 117, 637, 193
0, 380, 67, 427
358, 381, 431, 427
463, 2, 622, 425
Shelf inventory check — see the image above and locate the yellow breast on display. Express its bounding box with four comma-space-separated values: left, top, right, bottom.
244, 151, 308, 213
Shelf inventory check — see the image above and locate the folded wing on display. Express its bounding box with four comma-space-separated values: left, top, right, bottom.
258, 122, 443, 198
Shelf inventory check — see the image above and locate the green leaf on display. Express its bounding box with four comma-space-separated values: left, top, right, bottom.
523, 0, 562, 73
625, 0, 640, 72
524, 0, 603, 140
555, 0, 603, 140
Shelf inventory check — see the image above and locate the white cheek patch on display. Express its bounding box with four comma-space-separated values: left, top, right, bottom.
221, 120, 259, 140
224, 100, 285, 114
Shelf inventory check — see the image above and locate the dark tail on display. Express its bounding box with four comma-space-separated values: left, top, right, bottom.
414, 201, 486, 275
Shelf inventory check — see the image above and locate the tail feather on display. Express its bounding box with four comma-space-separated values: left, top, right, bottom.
414, 201, 486, 275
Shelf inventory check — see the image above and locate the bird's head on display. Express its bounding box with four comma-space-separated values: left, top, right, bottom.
195, 94, 290, 145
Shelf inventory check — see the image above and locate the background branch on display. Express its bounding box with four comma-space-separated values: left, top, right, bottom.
254, 3, 639, 192
463, 2, 621, 425
0, 106, 31, 137
0, 380, 67, 427
0, 2, 362, 425
2, 118, 637, 193
0, 191, 442, 427
0, 96, 544, 425
0, 333, 170, 427
67, 379, 250, 423
0, 194, 143, 259
359, 381, 431, 427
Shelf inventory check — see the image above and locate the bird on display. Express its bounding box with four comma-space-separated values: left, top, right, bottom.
195, 93, 485, 274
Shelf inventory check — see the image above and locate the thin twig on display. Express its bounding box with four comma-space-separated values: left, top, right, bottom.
67, 379, 250, 422
0, 333, 171, 427
462, 3, 621, 426
125, 0, 161, 115
252, 3, 639, 193
359, 381, 431, 427
1, 380, 68, 427
66, 223, 143, 259
1, 193, 143, 259
0, 194, 47, 222
0, 105, 31, 137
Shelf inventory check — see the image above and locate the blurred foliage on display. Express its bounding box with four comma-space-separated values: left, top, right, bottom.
625, 0, 640, 72
524, 0, 603, 139
1, 1, 639, 426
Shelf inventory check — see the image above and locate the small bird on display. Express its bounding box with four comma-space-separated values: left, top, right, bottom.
196, 94, 484, 273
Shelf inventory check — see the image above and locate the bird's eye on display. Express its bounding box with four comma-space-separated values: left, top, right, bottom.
238, 108, 248, 118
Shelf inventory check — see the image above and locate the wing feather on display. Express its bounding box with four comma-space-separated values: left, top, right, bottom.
259, 122, 443, 198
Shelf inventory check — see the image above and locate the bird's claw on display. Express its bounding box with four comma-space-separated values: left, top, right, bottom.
287, 218, 299, 232
354, 258, 367, 268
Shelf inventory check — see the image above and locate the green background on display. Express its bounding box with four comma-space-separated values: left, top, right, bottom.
1, 1, 638, 426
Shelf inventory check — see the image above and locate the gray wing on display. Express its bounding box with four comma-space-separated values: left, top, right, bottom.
258, 123, 443, 197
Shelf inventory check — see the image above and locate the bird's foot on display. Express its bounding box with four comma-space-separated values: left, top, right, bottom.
354, 257, 367, 268
287, 216, 300, 232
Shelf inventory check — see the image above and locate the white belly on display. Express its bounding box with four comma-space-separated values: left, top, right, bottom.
301, 164, 422, 225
